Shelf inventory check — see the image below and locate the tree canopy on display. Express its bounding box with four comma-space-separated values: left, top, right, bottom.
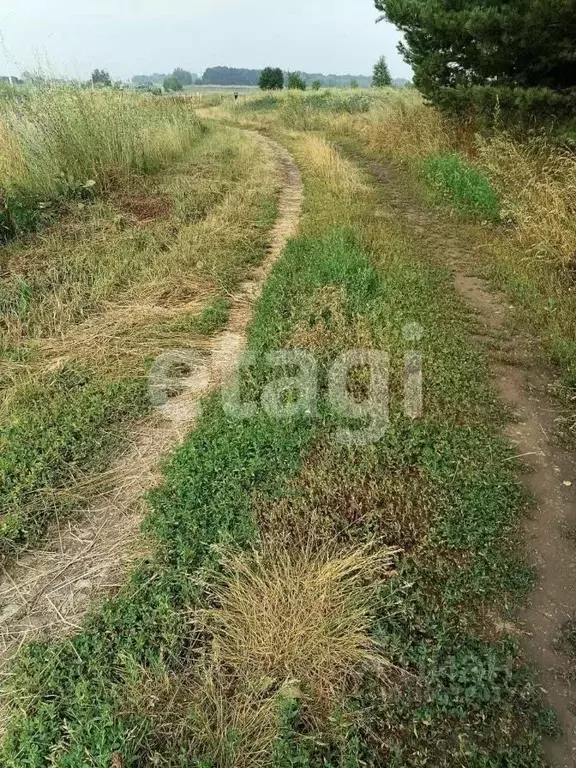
373, 56, 392, 88
172, 68, 195, 86
375, 0, 576, 97
91, 69, 112, 87
203, 67, 261, 86
259, 67, 284, 91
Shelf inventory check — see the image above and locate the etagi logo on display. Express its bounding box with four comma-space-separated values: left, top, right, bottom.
149, 323, 424, 446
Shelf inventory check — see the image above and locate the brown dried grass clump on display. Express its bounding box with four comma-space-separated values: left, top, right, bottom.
204, 544, 397, 706
137, 543, 398, 768
289, 285, 373, 356
477, 133, 576, 268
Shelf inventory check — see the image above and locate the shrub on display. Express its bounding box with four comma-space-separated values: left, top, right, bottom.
423, 153, 501, 221
163, 75, 183, 92
259, 67, 284, 91
287, 72, 307, 91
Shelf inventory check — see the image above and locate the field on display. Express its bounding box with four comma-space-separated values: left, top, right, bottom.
0, 86, 575, 767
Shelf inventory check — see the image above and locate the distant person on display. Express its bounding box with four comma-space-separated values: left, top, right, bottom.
234, 92, 239, 101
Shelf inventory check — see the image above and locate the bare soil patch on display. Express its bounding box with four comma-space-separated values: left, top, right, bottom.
115, 194, 172, 224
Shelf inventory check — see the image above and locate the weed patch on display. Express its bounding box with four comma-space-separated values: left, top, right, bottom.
0, 364, 149, 557
423, 154, 501, 221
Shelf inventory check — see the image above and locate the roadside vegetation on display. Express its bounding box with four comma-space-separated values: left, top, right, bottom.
2, 7, 576, 761
1, 109, 552, 766
0, 87, 204, 241
0, 86, 278, 558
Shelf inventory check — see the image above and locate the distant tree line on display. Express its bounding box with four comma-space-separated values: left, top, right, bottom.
202, 67, 260, 86
132, 69, 200, 88
131, 67, 380, 89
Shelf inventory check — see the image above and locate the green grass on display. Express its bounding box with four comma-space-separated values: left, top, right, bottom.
167, 296, 232, 336
0, 364, 150, 556
423, 154, 501, 221
1, 134, 550, 766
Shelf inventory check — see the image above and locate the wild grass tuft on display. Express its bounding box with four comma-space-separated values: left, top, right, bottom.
423, 153, 501, 221
137, 543, 398, 768
203, 543, 397, 710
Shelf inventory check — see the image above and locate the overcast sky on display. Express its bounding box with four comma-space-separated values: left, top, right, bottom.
0, 0, 411, 81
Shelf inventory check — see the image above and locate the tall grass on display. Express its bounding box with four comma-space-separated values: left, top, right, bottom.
477, 133, 576, 267
0, 87, 204, 239
231, 88, 576, 269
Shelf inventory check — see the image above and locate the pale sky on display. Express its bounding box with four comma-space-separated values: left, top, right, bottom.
0, 0, 411, 81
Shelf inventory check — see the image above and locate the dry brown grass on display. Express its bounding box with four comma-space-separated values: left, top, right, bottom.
477, 133, 576, 268
136, 542, 398, 768
0, 127, 278, 414
361, 100, 454, 161
297, 134, 368, 196
204, 543, 397, 706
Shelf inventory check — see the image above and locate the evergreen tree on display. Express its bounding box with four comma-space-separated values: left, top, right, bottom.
373, 56, 392, 88
375, 0, 576, 96
259, 67, 284, 90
